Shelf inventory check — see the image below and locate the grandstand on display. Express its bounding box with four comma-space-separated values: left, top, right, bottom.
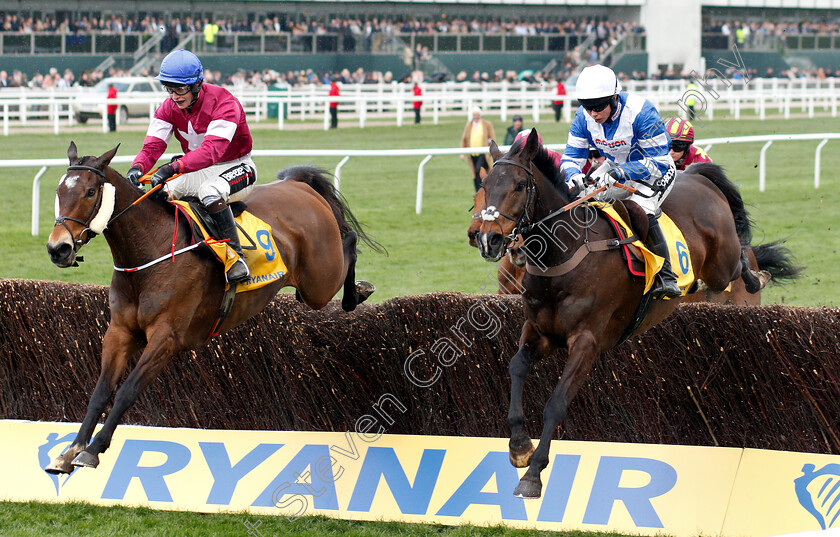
1, 0, 840, 87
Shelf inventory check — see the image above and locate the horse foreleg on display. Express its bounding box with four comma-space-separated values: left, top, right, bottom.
45, 326, 138, 475
72, 327, 176, 469
514, 329, 599, 499
508, 321, 555, 469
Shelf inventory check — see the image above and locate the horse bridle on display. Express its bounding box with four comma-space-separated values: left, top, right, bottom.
479, 158, 539, 244
54, 164, 108, 252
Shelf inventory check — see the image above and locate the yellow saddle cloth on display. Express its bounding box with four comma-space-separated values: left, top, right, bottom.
172, 201, 288, 292
595, 202, 696, 296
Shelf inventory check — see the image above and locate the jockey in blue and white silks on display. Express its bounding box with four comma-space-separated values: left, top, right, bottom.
560, 64, 681, 299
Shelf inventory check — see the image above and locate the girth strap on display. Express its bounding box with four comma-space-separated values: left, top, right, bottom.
525, 235, 638, 278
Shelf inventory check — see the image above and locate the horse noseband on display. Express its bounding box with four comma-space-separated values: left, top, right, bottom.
55, 163, 108, 252
481, 206, 501, 222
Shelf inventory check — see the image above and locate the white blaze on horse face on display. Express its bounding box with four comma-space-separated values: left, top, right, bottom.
54, 194, 60, 219
59, 173, 80, 191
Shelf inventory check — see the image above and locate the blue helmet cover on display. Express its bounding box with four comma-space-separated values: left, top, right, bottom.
155, 49, 204, 85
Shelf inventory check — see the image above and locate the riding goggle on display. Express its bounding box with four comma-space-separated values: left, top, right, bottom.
164, 85, 192, 96
671, 141, 691, 153
580, 98, 611, 112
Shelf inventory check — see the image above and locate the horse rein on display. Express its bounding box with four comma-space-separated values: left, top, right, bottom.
479, 157, 538, 244
54, 164, 108, 252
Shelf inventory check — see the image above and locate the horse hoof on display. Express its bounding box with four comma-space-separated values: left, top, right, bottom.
45, 457, 74, 475
71, 450, 99, 469
757, 270, 771, 290
355, 280, 375, 301
513, 476, 543, 499
509, 442, 535, 468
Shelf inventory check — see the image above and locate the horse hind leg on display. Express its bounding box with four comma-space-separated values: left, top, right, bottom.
340, 231, 375, 312
740, 249, 764, 294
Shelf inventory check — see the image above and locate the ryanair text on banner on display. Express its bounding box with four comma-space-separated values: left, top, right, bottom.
2, 420, 837, 536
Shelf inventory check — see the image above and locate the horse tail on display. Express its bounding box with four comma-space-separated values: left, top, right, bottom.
276, 165, 386, 254
753, 240, 805, 284
685, 162, 753, 246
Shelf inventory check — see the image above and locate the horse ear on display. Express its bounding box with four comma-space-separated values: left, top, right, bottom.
67, 141, 78, 164
479, 166, 488, 181
524, 128, 541, 160
92, 144, 120, 170
489, 140, 503, 161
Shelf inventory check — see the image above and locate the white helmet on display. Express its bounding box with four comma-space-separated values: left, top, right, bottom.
576, 64, 622, 100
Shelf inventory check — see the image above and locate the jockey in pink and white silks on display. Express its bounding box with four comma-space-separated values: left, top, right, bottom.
560, 64, 680, 298
127, 49, 256, 284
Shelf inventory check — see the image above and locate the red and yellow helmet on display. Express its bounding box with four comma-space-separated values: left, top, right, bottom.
665, 118, 694, 143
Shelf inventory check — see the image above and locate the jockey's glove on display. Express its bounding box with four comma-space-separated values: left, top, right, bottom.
125, 166, 143, 188
150, 162, 179, 189
606, 166, 627, 184
568, 172, 586, 196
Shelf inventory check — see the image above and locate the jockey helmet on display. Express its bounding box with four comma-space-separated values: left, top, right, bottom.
665, 117, 694, 142
576, 64, 621, 112
665, 118, 694, 153
156, 49, 205, 86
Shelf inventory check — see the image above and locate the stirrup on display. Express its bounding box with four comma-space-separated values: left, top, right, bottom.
225, 258, 250, 284
652, 275, 681, 299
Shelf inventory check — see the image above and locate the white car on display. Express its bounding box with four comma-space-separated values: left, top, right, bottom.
73, 77, 163, 124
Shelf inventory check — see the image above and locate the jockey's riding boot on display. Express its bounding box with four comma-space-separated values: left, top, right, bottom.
209, 205, 250, 284
646, 213, 682, 299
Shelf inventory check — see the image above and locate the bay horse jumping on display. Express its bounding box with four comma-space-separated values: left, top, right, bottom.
470, 165, 801, 303
45, 143, 380, 474
476, 129, 762, 498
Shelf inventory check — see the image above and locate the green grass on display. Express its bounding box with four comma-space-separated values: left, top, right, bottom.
0, 501, 635, 537
0, 114, 835, 305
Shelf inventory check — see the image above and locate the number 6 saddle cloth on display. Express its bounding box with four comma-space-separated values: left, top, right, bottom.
595, 202, 696, 296
171, 200, 288, 293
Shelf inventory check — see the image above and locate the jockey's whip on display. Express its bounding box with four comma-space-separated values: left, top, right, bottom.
560, 181, 638, 213
132, 167, 182, 206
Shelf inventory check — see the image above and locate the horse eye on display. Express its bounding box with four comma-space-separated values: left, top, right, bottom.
514, 181, 526, 192
86, 188, 96, 198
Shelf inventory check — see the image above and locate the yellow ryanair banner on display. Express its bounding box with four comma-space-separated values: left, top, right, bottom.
2, 420, 837, 536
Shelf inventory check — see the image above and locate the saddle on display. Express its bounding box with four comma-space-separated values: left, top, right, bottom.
605, 199, 649, 277
178, 198, 253, 250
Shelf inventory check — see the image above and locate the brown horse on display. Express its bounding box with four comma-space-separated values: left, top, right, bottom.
45, 143, 380, 474
471, 175, 800, 304
476, 129, 762, 498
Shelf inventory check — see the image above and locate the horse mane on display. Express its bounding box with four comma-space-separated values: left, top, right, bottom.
508, 138, 571, 203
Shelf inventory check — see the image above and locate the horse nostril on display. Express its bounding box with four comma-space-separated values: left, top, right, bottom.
488, 233, 503, 249
48, 242, 72, 261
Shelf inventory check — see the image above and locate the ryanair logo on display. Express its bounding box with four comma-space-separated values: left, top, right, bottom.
795, 463, 840, 529
594, 138, 628, 149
